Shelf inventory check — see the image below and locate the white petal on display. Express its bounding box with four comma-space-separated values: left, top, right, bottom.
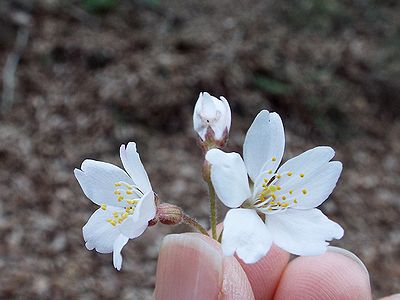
280, 161, 342, 209
118, 216, 148, 239
206, 149, 251, 208
212, 96, 231, 140
267, 208, 344, 256
113, 234, 129, 271
275, 146, 335, 187
222, 208, 272, 264
74, 160, 133, 207
120, 142, 152, 194
243, 110, 285, 182
118, 192, 155, 238
83, 207, 125, 253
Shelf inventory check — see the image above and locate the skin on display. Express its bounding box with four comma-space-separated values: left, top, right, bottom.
154, 232, 399, 300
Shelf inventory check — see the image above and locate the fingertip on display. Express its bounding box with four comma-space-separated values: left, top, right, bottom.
238, 244, 290, 300
154, 233, 254, 300
154, 233, 223, 300
274, 250, 372, 300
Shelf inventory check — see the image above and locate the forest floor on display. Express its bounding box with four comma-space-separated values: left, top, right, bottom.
0, 0, 399, 299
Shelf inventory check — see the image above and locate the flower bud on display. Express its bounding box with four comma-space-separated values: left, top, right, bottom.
157, 203, 183, 225
193, 92, 231, 149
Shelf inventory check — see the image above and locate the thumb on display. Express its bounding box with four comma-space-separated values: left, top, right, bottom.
154, 232, 254, 300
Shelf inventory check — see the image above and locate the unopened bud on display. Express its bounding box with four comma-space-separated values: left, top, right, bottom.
157, 203, 183, 225
193, 92, 231, 150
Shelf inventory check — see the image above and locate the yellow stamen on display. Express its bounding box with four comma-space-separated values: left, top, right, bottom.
300, 173, 305, 178
302, 189, 308, 195
289, 190, 293, 195
272, 156, 277, 161
294, 199, 298, 204
117, 196, 124, 202
268, 169, 273, 174
269, 185, 277, 192
126, 199, 139, 205
101, 204, 107, 210
288, 172, 293, 176
282, 196, 286, 200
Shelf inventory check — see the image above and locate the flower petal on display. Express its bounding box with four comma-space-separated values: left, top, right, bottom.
273, 147, 342, 209
206, 149, 251, 208
74, 160, 133, 207
118, 216, 148, 239
243, 110, 285, 182
275, 146, 335, 187
120, 142, 152, 194
83, 206, 125, 253
118, 192, 155, 238
282, 161, 342, 209
222, 208, 272, 264
213, 96, 231, 140
267, 208, 344, 256
113, 234, 129, 271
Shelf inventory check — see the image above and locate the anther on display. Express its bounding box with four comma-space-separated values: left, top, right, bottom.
302, 189, 308, 195
101, 204, 107, 210
300, 173, 305, 178
272, 156, 277, 161
288, 172, 293, 176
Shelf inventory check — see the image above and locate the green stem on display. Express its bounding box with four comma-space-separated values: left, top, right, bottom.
208, 181, 217, 240
182, 214, 209, 236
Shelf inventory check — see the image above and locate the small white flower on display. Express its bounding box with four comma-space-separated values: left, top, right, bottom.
193, 92, 231, 142
74, 142, 156, 270
206, 110, 344, 264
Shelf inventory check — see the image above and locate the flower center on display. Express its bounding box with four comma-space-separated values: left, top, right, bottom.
101, 181, 144, 226
253, 170, 308, 214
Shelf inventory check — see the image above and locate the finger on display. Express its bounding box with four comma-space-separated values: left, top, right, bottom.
154, 232, 254, 300
238, 244, 290, 300
378, 295, 400, 300
274, 247, 372, 300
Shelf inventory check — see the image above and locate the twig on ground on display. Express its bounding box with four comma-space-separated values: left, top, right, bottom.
1, 27, 30, 114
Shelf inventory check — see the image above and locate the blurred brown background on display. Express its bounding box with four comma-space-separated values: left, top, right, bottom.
0, 0, 399, 299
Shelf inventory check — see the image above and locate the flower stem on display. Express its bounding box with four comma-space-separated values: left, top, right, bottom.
208, 181, 217, 240
182, 214, 209, 236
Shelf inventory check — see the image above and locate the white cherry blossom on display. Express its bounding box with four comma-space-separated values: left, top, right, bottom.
206, 110, 344, 264
74, 142, 156, 270
193, 92, 231, 142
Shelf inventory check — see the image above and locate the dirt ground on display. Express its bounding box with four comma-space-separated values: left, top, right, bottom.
0, 0, 399, 299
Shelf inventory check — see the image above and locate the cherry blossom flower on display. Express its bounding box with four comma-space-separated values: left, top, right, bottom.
206, 110, 344, 264
193, 92, 231, 145
74, 142, 156, 270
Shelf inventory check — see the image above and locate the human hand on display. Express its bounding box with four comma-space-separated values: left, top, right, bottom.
154, 232, 398, 300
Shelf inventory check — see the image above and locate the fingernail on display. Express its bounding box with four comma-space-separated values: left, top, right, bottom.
154, 233, 223, 300
327, 246, 370, 281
